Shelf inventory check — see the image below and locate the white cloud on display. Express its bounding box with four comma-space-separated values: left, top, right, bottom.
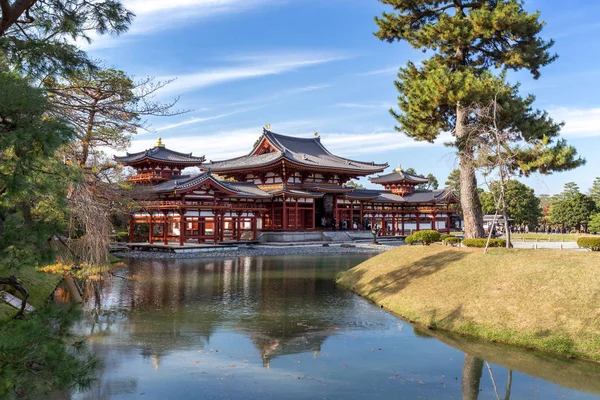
550, 107, 600, 138
119, 126, 449, 164
154, 110, 250, 132
216, 84, 332, 108
333, 102, 390, 110
81, 0, 280, 50
155, 53, 346, 96
354, 67, 398, 77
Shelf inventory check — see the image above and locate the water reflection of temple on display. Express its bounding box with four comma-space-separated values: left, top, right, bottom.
81, 255, 379, 368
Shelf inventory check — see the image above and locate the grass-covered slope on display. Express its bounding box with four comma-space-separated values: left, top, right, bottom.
0, 267, 62, 322
337, 245, 600, 361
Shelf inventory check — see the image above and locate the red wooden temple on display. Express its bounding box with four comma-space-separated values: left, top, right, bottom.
117, 130, 459, 245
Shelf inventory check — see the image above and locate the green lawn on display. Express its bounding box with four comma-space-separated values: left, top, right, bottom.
337, 244, 600, 361
0, 266, 62, 322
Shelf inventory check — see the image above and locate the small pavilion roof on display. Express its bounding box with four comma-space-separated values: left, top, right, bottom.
370, 170, 430, 185
115, 138, 205, 166
205, 129, 388, 175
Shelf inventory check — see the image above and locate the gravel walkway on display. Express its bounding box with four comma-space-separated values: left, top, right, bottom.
113, 242, 402, 260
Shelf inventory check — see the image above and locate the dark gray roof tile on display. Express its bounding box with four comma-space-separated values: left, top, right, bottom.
115, 146, 205, 165
370, 170, 430, 184
205, 130, 388, 174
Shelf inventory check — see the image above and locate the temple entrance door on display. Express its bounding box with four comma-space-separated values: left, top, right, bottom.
314, 197, 325, 228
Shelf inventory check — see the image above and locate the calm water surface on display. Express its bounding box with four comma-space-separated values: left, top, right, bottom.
71, 254, 600, 399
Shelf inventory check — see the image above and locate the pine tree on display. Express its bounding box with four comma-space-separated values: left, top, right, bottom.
0, 0, 133, 77
589, 177, 600, 208
375, 0, 583, 238
404, 168, 439, 190
0, 71, 74, 316
479, 180, 541, 225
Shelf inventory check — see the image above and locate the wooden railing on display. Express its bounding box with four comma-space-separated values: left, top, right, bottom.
128, 173, 168, 182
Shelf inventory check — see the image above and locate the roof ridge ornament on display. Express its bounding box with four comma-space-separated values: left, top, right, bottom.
155, 137, 165, 148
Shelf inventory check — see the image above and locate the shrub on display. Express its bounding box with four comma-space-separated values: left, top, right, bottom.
577, 237, 600, 251
412, 230, 441, 245
462, 238, 506, 248
404, 235, 417, 245
443, 237, 460, 247
440, 234, 454, 241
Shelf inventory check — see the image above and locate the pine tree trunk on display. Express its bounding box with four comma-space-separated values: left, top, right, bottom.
456, 103, 485, 239
462, 354, 484, 400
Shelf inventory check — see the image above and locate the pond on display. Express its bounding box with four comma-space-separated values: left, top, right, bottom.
68, 254, 600, 399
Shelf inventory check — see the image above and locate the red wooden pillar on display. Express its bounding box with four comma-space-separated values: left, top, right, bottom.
431, 212, 436, 230
295, 198, 299, 231
179, 210, 186, 247
359, 202, 364, 230
199, 217, 205, 243
128, 215, 135, 243
212, 211, 218, 244
220, 212, 225, 242
401, 213, 405, 235
392, 215, 396, 236
416, 212, 420, 231
333, 196, 338, 227
350, 201, 354, 229
232, 214, 237, 240
282, 196, 288, 230
446, 212, 452, 233
237, 212, 243, 241
311, 200, 316, 229
252, 212, 258, 240
149, 212, 154, 244
163, 211, 169, 245
271, 202, 275, 229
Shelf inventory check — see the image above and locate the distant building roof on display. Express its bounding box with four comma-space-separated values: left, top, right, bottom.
205, 129, 388, 175
370, 170, 430, 185
114, 139, 205, 166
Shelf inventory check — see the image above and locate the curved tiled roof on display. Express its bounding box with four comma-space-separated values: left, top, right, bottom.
115, 146, 205, 165
205, 129, 388, 175
344, 188, 458, 204
370, 170, 430, 184
220, 181, 272, 198
150, 173, 271, 198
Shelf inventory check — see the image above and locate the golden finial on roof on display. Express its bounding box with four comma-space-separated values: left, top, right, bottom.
265, 124, 271, 130
155, 137, 165, 148
314, 131, 319, 137
395, 164, 403, 172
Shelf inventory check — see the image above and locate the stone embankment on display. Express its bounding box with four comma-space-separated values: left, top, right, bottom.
113, 242, 401, 260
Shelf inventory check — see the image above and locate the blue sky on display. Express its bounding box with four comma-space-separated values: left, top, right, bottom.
89, 0, 600, 195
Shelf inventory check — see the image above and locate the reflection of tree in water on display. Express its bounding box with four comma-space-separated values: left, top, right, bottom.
462, 354, 513, 400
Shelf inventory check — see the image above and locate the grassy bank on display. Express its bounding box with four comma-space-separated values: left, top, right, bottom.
0, 267, 62, 322
337, 245, 600, 361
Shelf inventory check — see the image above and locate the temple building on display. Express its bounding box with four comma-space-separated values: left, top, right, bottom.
117, 129, 459, 245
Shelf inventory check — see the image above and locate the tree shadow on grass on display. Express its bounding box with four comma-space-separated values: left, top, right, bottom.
366, 250, 468, 295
